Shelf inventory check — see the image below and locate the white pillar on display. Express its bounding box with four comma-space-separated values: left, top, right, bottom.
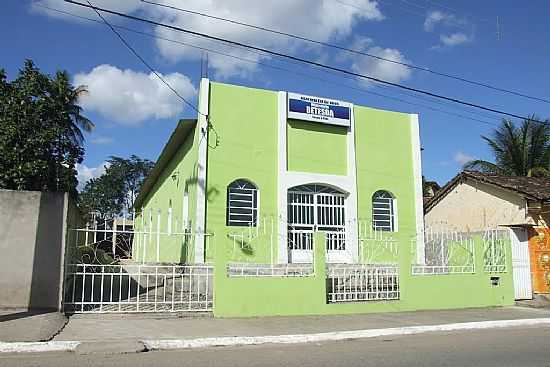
194, 78, 210, 263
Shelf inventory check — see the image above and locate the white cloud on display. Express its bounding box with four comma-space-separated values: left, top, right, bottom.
150, 0, 384, 77
349, 38, 412, 86
34, 0, 385, 77
440, 32, 471, 46
424, 10, 472, 48
90, 136, 114, 145
424, 10, 457, 32
74, 64, 197, 124
76, 161, 109, 190
454, 151, 474, 166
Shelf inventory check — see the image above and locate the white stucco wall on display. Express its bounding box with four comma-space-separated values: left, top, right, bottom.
425, 180, 532, 232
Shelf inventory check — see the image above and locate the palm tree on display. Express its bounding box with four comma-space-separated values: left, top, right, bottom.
52, 71, 94, 145
464, 116, 550, 177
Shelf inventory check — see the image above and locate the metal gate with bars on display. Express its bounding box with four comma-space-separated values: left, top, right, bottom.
63, 263, 213, 313
62, 211, 214, 314
287, 184, 347, 262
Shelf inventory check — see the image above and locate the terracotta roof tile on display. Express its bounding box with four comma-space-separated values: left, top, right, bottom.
424, 171, 550, 213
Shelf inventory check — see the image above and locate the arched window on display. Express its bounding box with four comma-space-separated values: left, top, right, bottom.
226, 179, 258, 227
372, 190, 396, 232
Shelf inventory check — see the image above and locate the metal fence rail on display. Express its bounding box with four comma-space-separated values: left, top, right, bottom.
412, 228, 475, 275
327, 265, 400, 303
63, 264, 213, 313
227, 263, 314, 277
411, 264, 475, 275
483, 229, 508, 273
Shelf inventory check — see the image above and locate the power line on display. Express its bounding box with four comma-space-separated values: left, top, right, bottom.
82, 0, 203, 116
63, 0, 550, 125
37, 3, 500, 127
139, 0, 550, 105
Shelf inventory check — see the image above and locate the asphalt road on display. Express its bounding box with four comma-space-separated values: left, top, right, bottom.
2, 325, 550, 367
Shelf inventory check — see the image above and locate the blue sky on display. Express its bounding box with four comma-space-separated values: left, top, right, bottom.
3, 0, 549, 187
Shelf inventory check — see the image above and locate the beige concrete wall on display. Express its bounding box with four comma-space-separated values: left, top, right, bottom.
425, 180, 531, 232
0, 190, 74, 310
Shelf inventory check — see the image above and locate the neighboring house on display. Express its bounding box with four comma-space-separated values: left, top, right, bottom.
424, 171, 550, 299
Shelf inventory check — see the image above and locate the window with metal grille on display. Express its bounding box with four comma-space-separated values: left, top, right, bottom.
372, 190, 396, 232
226, 179, 258, 227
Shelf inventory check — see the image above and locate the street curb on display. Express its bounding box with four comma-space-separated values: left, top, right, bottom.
2, 317, 549, 354
143, 317, 550, 351
0, 341, 80, 354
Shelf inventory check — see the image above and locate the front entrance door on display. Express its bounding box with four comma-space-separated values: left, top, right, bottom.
510, 227, 533, 300
287, 184, 348, 263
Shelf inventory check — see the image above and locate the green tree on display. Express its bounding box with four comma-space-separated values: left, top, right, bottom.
464, 116, 550, 177
0, 60, 93, 193
79, 155, 155, 218
422, 176, 440, 198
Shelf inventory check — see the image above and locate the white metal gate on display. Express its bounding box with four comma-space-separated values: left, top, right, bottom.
287, 184, 347, 263
510, 227, 533, 300
62, 210, 214, 313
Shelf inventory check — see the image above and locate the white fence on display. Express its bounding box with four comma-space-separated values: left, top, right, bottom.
63, 209, 215, 314
63, 263, 213, 313
483, 229, 508, 273
412, 229, 475, 275
357, 225, 399, 264
68, 210, 215, 265
411, 228, 510, 275
327, 265, 400, 302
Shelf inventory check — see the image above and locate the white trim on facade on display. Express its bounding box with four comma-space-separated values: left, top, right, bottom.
410, 113, 425, 264
277, 92, 359, 264
194, 78, 210, 263
277, 91, 288, 264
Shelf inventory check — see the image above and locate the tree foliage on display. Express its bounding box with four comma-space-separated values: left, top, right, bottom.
0, 60, 93, 194
79, 155, 155, 218
422, 176, 441, 198
464, 116, 550, 177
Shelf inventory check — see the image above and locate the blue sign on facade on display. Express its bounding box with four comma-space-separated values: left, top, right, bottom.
287, 92, 352, 127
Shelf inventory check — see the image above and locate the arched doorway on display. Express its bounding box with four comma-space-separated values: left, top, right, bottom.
287, 184, 347, 263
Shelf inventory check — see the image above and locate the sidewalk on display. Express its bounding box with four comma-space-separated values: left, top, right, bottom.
2, 306, 550, 354
0, 309, 68, 342
54, 306, 550, 343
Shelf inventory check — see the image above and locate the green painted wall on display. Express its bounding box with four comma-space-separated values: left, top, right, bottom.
354, 106, 416, 242
204, 82, 279, 263
132, 123, 201, 263
287, 119, 347, 175
213, 232, 514, 318
204, 83, 420, 265
130, 80, 514, 318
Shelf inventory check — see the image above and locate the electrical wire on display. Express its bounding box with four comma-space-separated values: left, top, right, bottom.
36, 3, 500, 127
63, 0, 550, 125
83, 0, 203, 116
140, 0, 549, 104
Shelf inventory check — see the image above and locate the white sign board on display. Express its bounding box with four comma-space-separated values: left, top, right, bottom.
287, 92, 352, 127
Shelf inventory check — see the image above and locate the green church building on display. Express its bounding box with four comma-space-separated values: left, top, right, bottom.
117, 79, 514, 317
133, 79, 425, 266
